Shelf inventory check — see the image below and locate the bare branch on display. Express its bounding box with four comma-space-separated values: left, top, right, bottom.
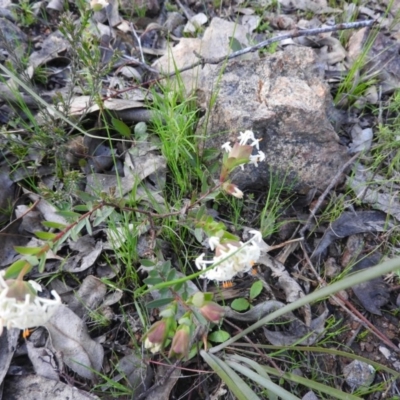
166, 20, 376, 77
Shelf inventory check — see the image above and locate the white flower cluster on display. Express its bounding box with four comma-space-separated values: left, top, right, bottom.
195, 230, 262, 282
0, 272, 61, 336
222, 130, 266, 168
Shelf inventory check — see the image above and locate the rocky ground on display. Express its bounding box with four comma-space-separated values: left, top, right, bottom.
0, 0, 400, 399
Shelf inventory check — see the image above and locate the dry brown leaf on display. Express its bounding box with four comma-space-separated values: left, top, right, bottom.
45, 305, 104, 380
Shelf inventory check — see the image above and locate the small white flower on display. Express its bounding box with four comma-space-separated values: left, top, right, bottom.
238, 130, 255, 145
249, 138, 261, 150
195, 253, 206, 270
197, 237, 262, 282
249, 151, 265, 167
208, 237, 220, 251
249, 230, 263, 243
221, 142, 233, 153
249, 155, 259, 167
0, 272, 61, 335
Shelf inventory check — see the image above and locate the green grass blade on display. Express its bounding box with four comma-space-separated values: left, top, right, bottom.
226, 359, 300, 400
200, 350, 261, 400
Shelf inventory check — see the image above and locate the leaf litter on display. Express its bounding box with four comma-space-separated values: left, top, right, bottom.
0, 0, 399, 399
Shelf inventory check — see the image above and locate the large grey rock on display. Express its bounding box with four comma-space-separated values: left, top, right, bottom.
197, 47, 350, 194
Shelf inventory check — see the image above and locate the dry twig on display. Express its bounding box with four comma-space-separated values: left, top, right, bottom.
167, 20, 376, 77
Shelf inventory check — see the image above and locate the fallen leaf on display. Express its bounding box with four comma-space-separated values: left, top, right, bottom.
45, 305, 104, 380
352, 252, 389, 315
0, 328, 19, 387
26, 340, 59, 381
311, 210, 395, 262
68, 275, 107, 318
347, 164, 400, 222
3, 374, 100, 399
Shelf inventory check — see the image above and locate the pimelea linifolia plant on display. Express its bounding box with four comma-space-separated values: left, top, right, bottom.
142, 130, 266, 358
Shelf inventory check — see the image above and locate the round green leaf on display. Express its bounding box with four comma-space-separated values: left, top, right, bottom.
208, 330, 231, 343
231, 298, 250, 311
250, 281, 263, 300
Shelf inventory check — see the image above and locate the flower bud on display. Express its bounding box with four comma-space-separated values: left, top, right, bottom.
168, 325, 190, 359
199, 302, 225, 323
221, 182, 244, 199
146, 320, 167, 344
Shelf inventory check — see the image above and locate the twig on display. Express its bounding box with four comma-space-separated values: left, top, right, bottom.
299, 152, 360, 238
166, 20, 376, 78
174, 0, 194, 21
130, 22, 145, 65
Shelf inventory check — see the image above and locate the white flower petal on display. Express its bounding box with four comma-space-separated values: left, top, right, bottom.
249, 230, 262, 243
249, 138, 261, 150
221, 142, 233, 153
238, 130, 255, 145
231, 187, 244, 199
195, 253, 206, 270
208, 236, 220, 251
257, 150, 266, 162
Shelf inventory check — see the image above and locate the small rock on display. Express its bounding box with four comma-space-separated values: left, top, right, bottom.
343, 360, 375, 390
183, 12, 208, 34
302, 391, 319, 400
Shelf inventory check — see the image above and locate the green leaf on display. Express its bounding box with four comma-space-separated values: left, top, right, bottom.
74, 204, 90, 212
85, 218, 92, 235
75, 190, 97, 203
34, 231, 57, 241
14, 246, 43, 255
24, 255, 39, 267
134, 121, 147, 135
250, 281, 263, 300
4, 259, 30, 279
42, 221, 67, 230
194, 228, 203, 243
231, 298, 250, 312
203, 292, 214, 302
143, 277, 163, 285
160, 261, 171, 275
166, 269, 176, 281
74, 219, 87, 236
140, 259, 156, 267
229, 37, 244, 52
208, 330, 230, 343
173, 282, 184, 292
146, 298, 175, 309
112, 117, 131, 137
57, 210, 81, 220
93, 206, 115, 227
38, 254, 46, 273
